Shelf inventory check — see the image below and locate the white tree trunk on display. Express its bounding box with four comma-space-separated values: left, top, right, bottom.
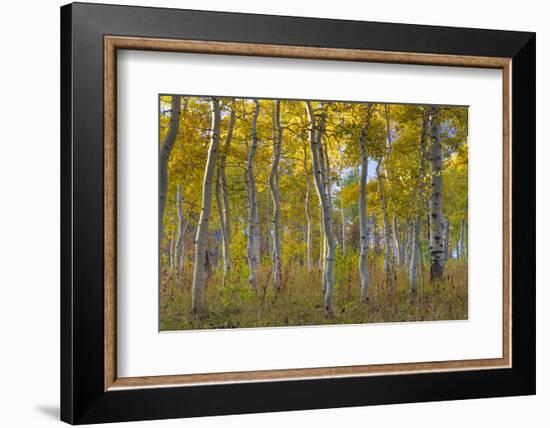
246, 100, 261, 289
175, 185, 187, 284
392, 217, 405, 267
379, 104, 397, 287
306, 102, 336, 315
300, 137, 313, 272
409, 221, 421, 293
428, 108, 445, 280
191, 99, 222, 313
269, 101, 283, 290
319, 212, 324, 274
404, 223, 413, 268
305, 174, 313, 272
409, 110, 429, 292
215, 170, 226, 282
169, 229, 174, 272
216, 105, 235, 286
358, 109, 372, 302
376, 160, 395, 289
339, 174, 346, 257
266, 193, 272, 258
159, 95, 182, 241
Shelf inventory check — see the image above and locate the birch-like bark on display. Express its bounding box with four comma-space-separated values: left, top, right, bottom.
175, 185, 187, 284
323, 140, 333, 220
392, 217, 402, 266
302, 142, 313, 272
444, 217, 450, 262
191, 99, 221, 313
216, 105, 235, 286
159, 95, 182, 241
169, 229, 174, 272
339, 174, 346, 257
428, 108, 445, 280
306, 101, 336, 315
378, 104, 396, 288
254, 194, 261, 264
214, 171, 226, 282
266, 193, 272, 258
305, 179, 313, 271
409, 110, 429, 292
409, 221, 421, 293
321, 138, 331, 291
319, 212, 324, 274
269, 101, 283, 290
404, 223, 413, 268
384, 104, 399, 271
358, 107, 372, 302
376, 160, 395, 289
246, 100, 261, 289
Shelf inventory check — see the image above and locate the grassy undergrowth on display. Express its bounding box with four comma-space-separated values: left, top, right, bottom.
160, 257, 467, 331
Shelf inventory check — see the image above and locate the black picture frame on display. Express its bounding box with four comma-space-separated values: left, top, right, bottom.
61, 2, 535, 424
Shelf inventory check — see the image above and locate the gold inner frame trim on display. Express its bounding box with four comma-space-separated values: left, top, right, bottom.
104, 35, 512, 391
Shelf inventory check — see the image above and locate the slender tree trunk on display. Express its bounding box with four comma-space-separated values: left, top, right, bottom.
215, 171, 226, 283
269, 101, 283, 290
322, 137, 331, 289
358, 108, 372, 302
168, 199, 176, 273
458, 219, 463, 259
458, 218, 466, 260
246, 100, 261, 289
339, 174, 346, 257
463, 220, 468, 259
318, 211, 324, 273
398, 224, 405, 266
405, 223, 413, 268
254, 195, 261, 264
376, 160, 395, 289
419, 233, 426, 310
175, 185, 187, 284
305, 176, 313, 273
301, 141, 313, 272
378, 105, 397, 287
409, 221, 421, 293
322, 137, 332, 263
216, 105, 235, 286
392, 216, 402, 266
428, 108, 445, 280
169, 229, 175, 272
409, 110, 429, 292
323, 139, 332, 210
266, 192, 272, 258
191, 99, 222, 313
444, 217, 450, 262
306, 101, 336, 315
305, 182, 313, 271
384, 103, 399, 271
159, 95, 182, 241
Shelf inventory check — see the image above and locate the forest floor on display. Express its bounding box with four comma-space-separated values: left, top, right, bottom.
159, 259, 468, 331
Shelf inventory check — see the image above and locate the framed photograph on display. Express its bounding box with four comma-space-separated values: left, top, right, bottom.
61, 2, 535, 424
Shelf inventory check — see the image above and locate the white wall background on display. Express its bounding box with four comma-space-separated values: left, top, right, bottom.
0, 1, 545, 427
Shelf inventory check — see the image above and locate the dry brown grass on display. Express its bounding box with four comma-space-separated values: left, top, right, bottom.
159, 258, 468, 331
